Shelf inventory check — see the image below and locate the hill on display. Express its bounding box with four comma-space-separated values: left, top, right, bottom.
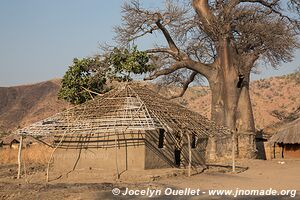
0, 72, 299, 133
0, 79, 68, 134
170, 72, 300, 130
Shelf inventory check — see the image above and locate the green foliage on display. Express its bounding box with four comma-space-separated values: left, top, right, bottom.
58, 57, 107, 105
59, 46, 153, 104
109, 46, 154, 81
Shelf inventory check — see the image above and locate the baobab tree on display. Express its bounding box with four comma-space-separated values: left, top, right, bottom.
114, 0, 300, 158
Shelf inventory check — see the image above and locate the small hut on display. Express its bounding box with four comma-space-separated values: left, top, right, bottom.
269, 118, 300, 159
17, 83, 230, 177
0, 134, 33, 149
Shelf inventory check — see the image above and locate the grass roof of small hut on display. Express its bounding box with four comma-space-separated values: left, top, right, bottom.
269, 118, 300, 144
17, 83, 230, 148
263, 107, 300, 138
0, 134, 32, 145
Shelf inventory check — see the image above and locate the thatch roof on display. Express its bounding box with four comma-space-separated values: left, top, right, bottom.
269, 118, 300, 144
1, 134, 20, 144
0, 134, 32, 145
263, 107, 300, 136
17, 83, 230, 148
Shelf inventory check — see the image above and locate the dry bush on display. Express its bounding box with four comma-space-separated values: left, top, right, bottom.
0, 145, 52, 165
286, 72, 300, 85
257, 80, 271, 89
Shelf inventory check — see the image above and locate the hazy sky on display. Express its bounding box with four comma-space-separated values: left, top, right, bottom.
0, 0, 299, 87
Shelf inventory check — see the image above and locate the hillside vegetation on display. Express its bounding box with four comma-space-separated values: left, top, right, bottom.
0, 72, 299, 132
170, 72, 300, 130
0, 79, 68, 132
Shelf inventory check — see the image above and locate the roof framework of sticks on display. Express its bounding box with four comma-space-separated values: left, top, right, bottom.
17, 83, 230, 148
269, 118, 300, 144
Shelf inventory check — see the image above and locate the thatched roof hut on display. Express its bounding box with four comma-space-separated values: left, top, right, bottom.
269, 118, 300, 159
16, 83, 230, 176
269, 118, 300, 144
18, 83, 229, 147
0, 134, 32, 148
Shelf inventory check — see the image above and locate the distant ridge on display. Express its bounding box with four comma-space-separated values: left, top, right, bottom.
0, 79, 68, 132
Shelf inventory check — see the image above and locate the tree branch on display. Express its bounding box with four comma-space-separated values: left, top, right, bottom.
144, 59, 213, 81
155, 16, 180, 54
240, 0, 279, 7
145, 48, 178, 58
128, 27, 158, 42
81, 87, 103, 97
167, 71, 198, 99
145, 61, 189, 80
192, 0, 217, 38
239, 0, 297, 24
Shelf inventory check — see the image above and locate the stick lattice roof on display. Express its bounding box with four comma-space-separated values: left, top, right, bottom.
17, 83, 230, 140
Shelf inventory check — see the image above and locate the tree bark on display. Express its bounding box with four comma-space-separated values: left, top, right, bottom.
209, 71, 226, 126
206, 39, 256, 159
236, 73, 257, 158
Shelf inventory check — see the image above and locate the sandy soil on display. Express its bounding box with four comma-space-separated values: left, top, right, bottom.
0, 159, 299, 200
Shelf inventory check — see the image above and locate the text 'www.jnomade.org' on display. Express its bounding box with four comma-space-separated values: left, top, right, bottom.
111, 187, 297, 198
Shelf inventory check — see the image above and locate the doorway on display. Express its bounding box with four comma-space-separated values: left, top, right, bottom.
174, 149, 181, 167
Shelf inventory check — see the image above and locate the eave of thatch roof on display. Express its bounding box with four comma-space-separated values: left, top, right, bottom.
269, 118, 300, 144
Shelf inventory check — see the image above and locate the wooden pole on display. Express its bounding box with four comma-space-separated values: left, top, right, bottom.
46, 144, 58, 182
232, 132, 236, 173
187, 133, 191, 177
123, 131, 128, 171
17, 135, 23, 179
125, 140, 128, 171
273, 143, 276, 159
115, 132, 120, 179
269, 142, 273, 160
46, 133, 66, 182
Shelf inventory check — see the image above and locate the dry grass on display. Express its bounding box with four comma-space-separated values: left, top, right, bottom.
0, 145, 52, 165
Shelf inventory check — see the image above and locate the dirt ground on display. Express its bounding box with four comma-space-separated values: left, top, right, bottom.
0, 159, 299, 200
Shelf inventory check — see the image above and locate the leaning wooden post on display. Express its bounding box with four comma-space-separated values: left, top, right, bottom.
232, 131, 236, 173
46, 143, 59, 182
17, 135, 23, 179
187, 133, 191, 177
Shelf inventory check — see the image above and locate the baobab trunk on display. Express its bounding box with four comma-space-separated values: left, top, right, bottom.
207, 40, 256, 160
236, 74, 257, 158
207, 73, 225, 160
208, 71, 256, 159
